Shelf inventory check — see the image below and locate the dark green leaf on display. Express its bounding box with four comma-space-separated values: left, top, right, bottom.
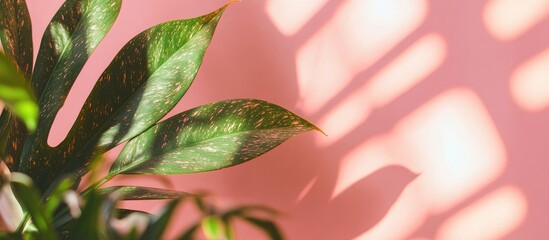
241, 217, 283, 240
0, 0, 33, 80
0, 109, 12, 155
19, 0, 122, 192
98, 186, 193, 201
140, 198, 181, 239
177, 223, 199, 240
51, 3, 231, 190
10, 173, 57, 240
110, 99, 319, 175
67, 190, 112, 240
0, 52, 37, 132
222, 205, 281, 220
115, 209, 152, 220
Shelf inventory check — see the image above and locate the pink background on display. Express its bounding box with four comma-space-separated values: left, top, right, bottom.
25, 0, 549, 239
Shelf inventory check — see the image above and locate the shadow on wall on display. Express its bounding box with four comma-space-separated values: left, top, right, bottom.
47, 0, 546, 239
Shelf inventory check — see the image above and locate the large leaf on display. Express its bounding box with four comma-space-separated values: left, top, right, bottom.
18, 0, 122, 189
0, 52, 37, 171
1, 0, 34, 173
98, 186, 193, 200
109, 99, 319, 175
49, 4, 230, 191
0, 0, 33, 80
0, 52, 37, 132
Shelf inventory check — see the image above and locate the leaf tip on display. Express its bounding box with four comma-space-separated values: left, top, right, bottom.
227, 0, 242, 6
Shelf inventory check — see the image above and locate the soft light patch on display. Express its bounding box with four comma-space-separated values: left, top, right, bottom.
367, 33, 446, 108
393, 88, 507, 213
484, 0, 549, 41
436, 186, 528, 240
510, 48, 549, 112
296, 0, 427, 113
332, 135, 392, 198
265, 0, 329, 36
355, 185, 428, 240
345, 88, 507, 240
316, 33, 445, 145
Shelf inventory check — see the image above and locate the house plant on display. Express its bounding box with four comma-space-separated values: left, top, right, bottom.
0, 0, 320, 239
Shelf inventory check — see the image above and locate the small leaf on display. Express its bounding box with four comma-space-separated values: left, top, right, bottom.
43, 179, 73, 218
110, 99, 319, 175
201, 216, 225, 240
0, 161, 23, 232
68, 190, 114, 240
0, 52, 37, 132
140, 198, 181, 239
98, 186, 193, 201
111, 211, 150, 239
241, 217, 283, 240
10, 173, 57, 239
115, 209, 152, 220
177, 223, 199, 240
222, 205, 281, 221
19, 0, 122, 193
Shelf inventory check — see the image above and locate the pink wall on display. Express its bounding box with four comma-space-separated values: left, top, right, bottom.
26, 0, 549, 239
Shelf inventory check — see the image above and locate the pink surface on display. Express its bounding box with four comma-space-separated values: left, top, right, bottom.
26, 0, 549, 239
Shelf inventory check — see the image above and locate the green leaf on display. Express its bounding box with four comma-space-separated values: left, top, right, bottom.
98, 186, 193, 200
43, 179, 74, 218
222, 205, 281, 218
19, 0, 122, 192
110, 99, 319, 175
67, 190, 113, 240
52, 3, 231, 189
140, 198, 181, 239
241, 216, 283, 240
0, 52, 37, 132
0, 0, 33, 80
10, 173, 57, 240
201, 216, 225, 240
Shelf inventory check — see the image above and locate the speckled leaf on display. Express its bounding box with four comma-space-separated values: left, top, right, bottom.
0, 52, 38, 131
0, 0, 33, 80
98, 186, 193, 201
53, 4, 230, 186
31, 0, 121, 133
109, 99, 319, 175
18, 0, 121, 188
0, 1, 35, 169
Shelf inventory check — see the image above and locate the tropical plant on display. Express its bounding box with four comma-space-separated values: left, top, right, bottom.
0, 0, 320, 239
